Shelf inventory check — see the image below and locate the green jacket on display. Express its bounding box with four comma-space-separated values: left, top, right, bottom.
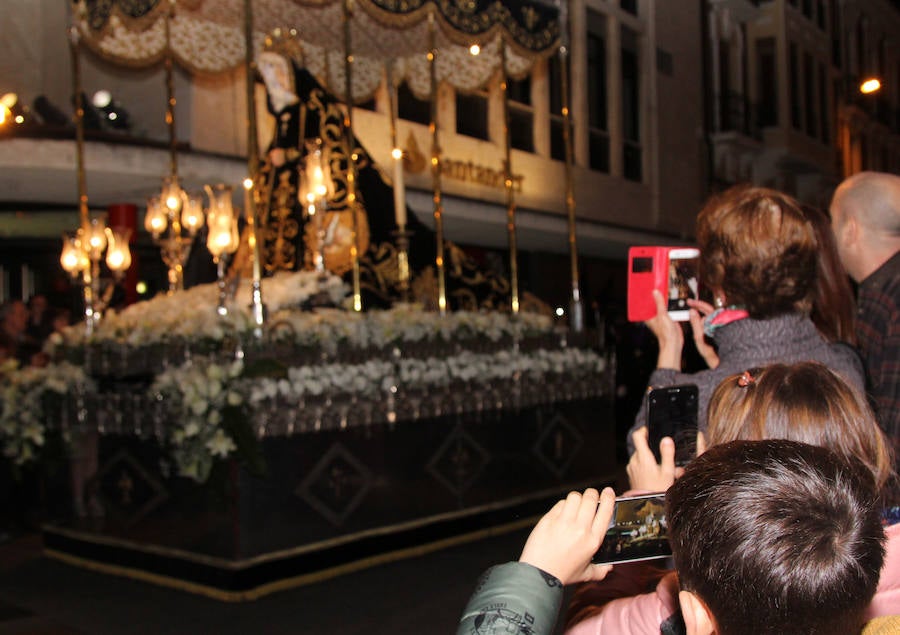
457, 562, 564, 634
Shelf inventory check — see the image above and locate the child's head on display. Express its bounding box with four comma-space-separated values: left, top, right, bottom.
707, 362, 894, 494
667, 439, 885, 635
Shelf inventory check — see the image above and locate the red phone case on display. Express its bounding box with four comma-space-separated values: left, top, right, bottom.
627, 246, 669, 322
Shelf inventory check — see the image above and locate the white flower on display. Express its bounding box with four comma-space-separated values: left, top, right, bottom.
206, 430, 236, 458
190, 399, 209, 417
21, 422, 44, 446
206, 381, 223, 400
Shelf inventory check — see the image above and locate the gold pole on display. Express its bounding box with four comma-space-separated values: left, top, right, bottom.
386, 61, 411, 298
244, 0, 266, 333
559, 1, 583, 332
68, 26, 88, 229
163, 8, 187, 295
164, 14, 177, 181
428, 13, 447, 316
343, 0, 363, 312
67, 20, 94, 334
500, 42, 519, 315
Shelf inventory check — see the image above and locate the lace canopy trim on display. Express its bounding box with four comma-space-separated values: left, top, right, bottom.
74, 0, 557, 100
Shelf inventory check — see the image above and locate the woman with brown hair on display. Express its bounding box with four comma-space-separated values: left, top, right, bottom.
628, 185, 865, 448
803, 204, 858, 346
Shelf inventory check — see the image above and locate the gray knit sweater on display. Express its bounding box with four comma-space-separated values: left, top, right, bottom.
628, 314, 865, 453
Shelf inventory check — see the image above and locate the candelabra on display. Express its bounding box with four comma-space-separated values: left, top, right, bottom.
204, 184, 240, 316
144, 176, 204, 294
60, 215, 132, 334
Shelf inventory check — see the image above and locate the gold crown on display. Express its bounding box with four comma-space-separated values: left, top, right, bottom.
263, 27, 305, 67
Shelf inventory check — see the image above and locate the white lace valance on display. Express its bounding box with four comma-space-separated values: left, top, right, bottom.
74, 0, 555, 102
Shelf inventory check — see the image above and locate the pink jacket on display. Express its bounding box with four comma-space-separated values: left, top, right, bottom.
867, 521, 900, 621
565, 522, 900, 634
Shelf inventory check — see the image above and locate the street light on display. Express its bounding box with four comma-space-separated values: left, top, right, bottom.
859, 78, 882, 94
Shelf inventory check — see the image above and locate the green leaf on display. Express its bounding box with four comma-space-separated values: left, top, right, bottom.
220, 405, 267, 478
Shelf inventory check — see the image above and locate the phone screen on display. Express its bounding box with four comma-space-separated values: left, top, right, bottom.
666, 249, 700, 321
593, 494, 672, 565
647, 384, 699, 466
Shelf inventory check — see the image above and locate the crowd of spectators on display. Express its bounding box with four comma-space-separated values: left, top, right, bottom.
456, 173, 900, 634
0, 294, 71, 370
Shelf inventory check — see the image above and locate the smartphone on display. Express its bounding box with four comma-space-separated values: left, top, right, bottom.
594, 493, 672, 565
647, 384, 699, 467
627, 246, 700, 322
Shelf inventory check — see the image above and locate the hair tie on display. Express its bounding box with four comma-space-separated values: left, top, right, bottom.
737, 370, 755, 387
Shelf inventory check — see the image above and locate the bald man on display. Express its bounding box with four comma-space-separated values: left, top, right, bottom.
830, 171, 900, 461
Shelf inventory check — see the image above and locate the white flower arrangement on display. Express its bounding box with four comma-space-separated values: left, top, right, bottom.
6, 276, 607, 485
48, 270, 349, 351
150, 359, 245, 482
0, 362, 94, 467
146, 344, 606, 482
47, 271, 551, 358
2, 338, 606, 483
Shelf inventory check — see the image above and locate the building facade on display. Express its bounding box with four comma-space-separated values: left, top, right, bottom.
1, 0, 896, 305
707, 0, 900, 204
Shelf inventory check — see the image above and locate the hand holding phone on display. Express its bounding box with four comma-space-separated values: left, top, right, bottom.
627, 246, 700, 322
520, 487, 617, 584
593, 494, 672, 565
647, 384, 699, 467
627, 426, 679, 492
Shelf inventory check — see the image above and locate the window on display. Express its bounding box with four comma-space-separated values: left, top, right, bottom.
757, 38, 778, 127
548, 55, 570, 162
507, 76, 534, 152
818, 62, 829, 143
830, 1, 841, 67
397, 81, 430, 125
816, 0, 826, 30
456, 89, 489, 140
622, 25, 641, 181
620, 0, 637, 15
856, 18, 867, 76
587, 10, 609, 172
802, 0, 813, 20
790, 43, 802, 130
804, 52, 816, 137
656, 48, 673, 77
718, 40, 731, 131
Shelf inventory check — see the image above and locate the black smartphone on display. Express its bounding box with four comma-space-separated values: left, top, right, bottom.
646, 384, 699, 466
593, 493, 672, 565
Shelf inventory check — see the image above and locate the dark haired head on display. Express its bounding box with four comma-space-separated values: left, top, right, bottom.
666, 439, 885, 635
696, 185, 817, 318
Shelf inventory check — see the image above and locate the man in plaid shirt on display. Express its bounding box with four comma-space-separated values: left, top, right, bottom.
831, 171, 900, 464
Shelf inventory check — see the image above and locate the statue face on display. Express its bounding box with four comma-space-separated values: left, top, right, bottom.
258, 52, 297, 105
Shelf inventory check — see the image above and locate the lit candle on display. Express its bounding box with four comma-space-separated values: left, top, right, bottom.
244, 177, 261, 284
392, 147, 407, 228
